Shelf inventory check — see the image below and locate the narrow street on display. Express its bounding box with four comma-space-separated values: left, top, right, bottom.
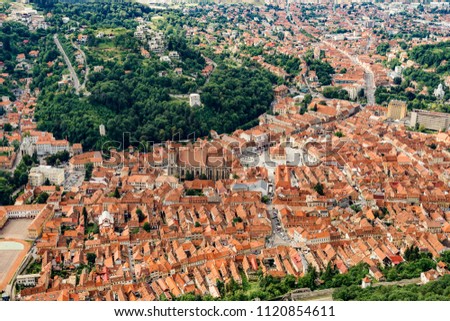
266, 203, 296, 248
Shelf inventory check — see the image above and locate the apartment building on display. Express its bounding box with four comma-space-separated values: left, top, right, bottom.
410, 109, 450, 131
28, 166, 65, 187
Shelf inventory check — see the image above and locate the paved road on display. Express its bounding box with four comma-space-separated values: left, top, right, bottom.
322, 40, 376, 105
54, 33, 81, 94
364, 70, 376, 105
266, 205, 292, 248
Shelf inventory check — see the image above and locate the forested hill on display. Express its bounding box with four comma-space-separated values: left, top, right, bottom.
35, 60, 275, 150
194, 65, 275, 135
30, 3, 276, 150
409, 41, 450, 69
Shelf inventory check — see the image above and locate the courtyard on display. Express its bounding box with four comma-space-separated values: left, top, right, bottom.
0, 219, 33, 240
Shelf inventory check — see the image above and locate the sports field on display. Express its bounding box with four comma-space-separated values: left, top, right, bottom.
0, 240, 29, 291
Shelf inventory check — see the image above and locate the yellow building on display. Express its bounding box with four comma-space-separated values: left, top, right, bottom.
27, 206, 54, 239
387, 100, 407, 120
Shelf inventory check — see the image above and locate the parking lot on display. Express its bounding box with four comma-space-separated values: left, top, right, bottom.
64, 169, 85, 190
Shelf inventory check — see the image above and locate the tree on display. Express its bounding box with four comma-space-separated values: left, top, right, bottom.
13, 159, 30, 186
233, 217, 243, 223
304, 93, 312, 105
143, 222, 151, 232
185, 171, 194, 181
194, 221, 201, 228
334, 131, 344, 138
36, 192, 49, 204
177, 293, 197, 301
376, 42, 390, 56
404, 245, 420, 261
0, 177, 13, 205
86, 253, 96, 266
3, 123, 12, 132
297, 265, 318, 290
299, 105, 307, 115
321, 262, 338, 285
281, 274, 297, 290
323, 87, 350, 100
314, 183, 324, 195
45, 150, 70, 166
217, 279, 225, 297
306, 59, 335, 85
32, 152, 38, 164
84, 162, 93, 181
113, 187, 120, 198
136, 208, 145, 222
82, 207, 88, 225
439, 251, 450, 264
11, 140, 20, 152
398, 41, 408, 50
